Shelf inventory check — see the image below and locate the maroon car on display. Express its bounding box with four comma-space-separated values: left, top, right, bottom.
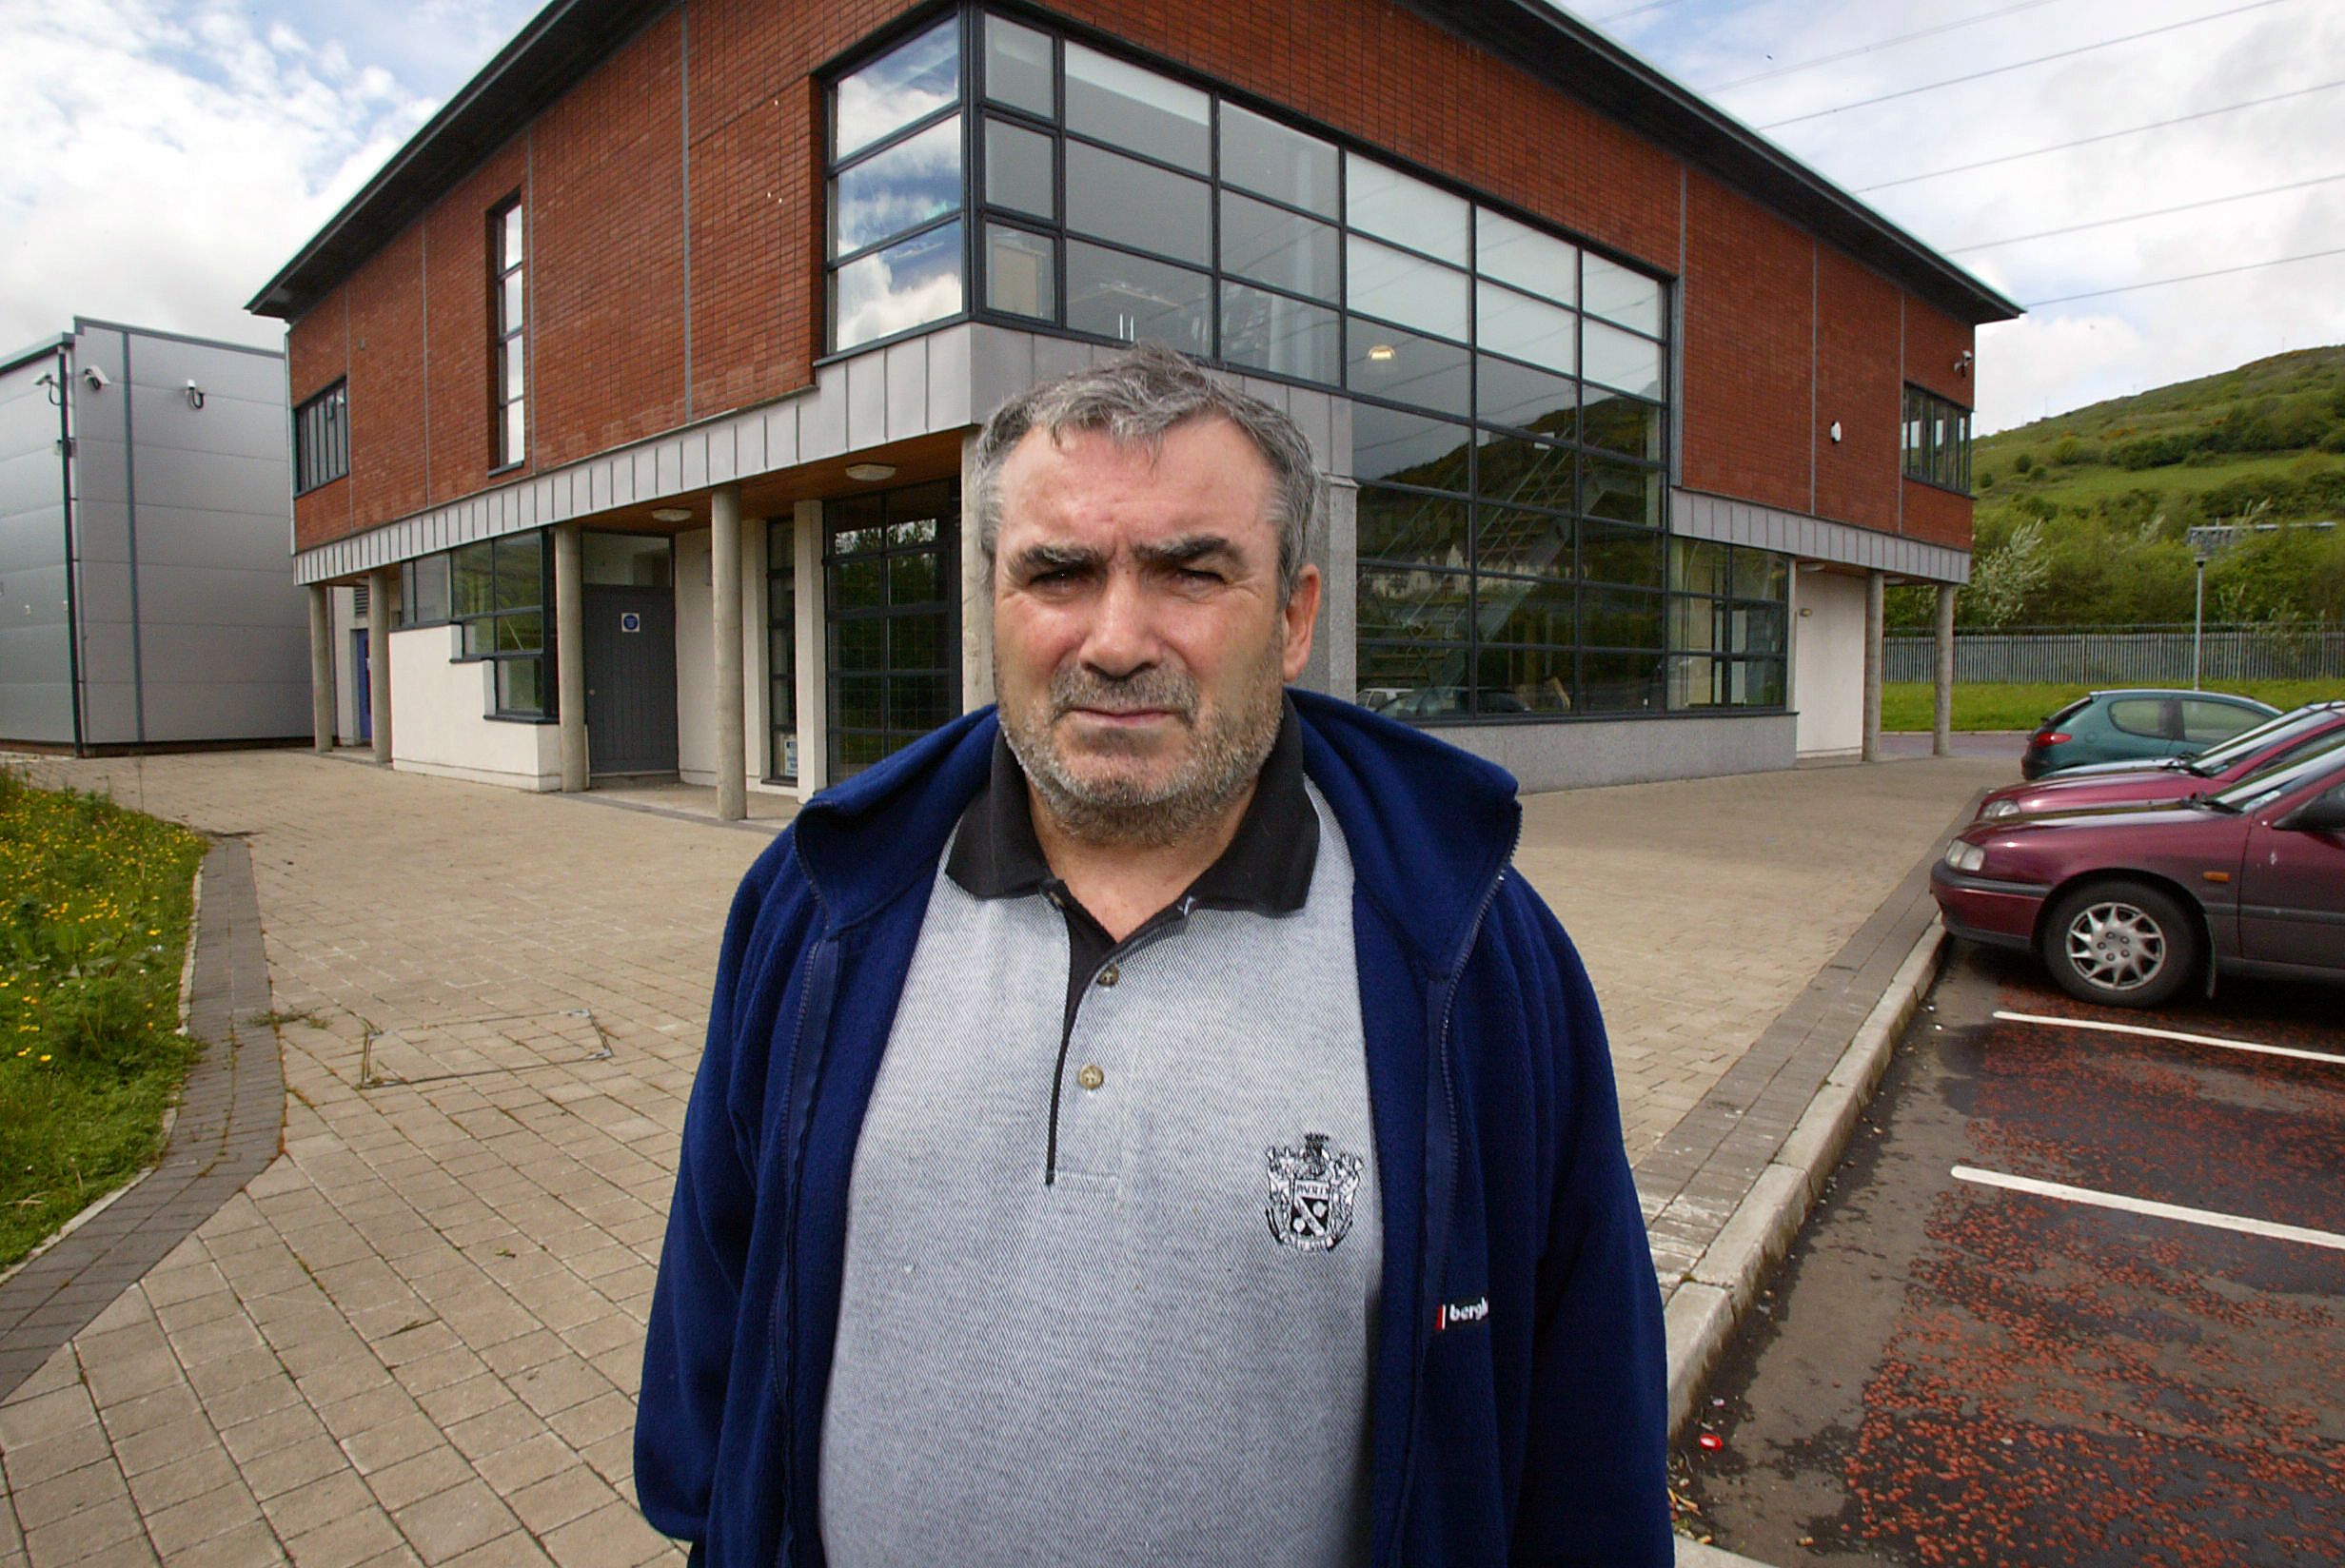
1932, 733, 2345, 1008
1975, 701, 2345, 823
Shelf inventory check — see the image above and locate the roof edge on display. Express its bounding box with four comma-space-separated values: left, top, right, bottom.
0, 333, 71, 377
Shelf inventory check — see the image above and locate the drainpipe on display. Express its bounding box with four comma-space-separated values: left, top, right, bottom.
54, 345, 87, 755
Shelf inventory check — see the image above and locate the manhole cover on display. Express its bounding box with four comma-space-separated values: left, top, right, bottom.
360, 1008, 611, 1088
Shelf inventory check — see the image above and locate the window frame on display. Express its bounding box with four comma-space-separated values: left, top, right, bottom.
292, 381, 349, 496
489, 197, 528, 471
1902, 383, 1972, 494
442, 531, 557, 722
823, 482, 962, 777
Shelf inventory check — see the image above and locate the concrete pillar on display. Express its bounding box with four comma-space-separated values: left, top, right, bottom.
555, 521, 587, 791
307, 584, 334, 753
712, 483, 746, 820
794, 499, 828, 794
1933, 583, 1958, 758
1862, 568, 1884, 763
959, 432, 995, 713
368, 566, 395, 765
1314, 478, 1357, 700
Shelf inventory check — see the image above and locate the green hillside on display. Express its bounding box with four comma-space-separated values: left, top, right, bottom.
1887, 345, 2345, 632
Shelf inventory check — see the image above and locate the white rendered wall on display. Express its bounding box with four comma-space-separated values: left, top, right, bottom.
673, 524, 770, 790
386, 625, 559, 789
1794, 569, 1867, 758
331, 586, 360, 744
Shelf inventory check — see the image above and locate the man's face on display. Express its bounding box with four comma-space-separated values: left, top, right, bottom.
991, 416, 1321, 847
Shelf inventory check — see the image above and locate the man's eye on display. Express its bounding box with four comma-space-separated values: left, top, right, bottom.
1176, 567, 1223, 584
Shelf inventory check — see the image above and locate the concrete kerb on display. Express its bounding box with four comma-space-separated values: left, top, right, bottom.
1662, 918, 1948, 1444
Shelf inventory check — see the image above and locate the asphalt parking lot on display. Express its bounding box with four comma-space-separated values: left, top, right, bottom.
1673, 940, 2345, 1567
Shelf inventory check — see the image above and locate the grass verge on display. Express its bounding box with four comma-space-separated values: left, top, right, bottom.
1883, 678, 2345, 733
0, 769, 206, 1269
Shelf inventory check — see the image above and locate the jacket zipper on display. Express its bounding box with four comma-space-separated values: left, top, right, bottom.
1380, 820, 1520, 1568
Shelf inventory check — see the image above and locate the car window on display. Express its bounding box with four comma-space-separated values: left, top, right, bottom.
2042, 697, 2091, 728
2179, 697, 2269, 744
2107, 697, 2166, 738
2189, 704, 2330, 768
2213, 732, 2345, 812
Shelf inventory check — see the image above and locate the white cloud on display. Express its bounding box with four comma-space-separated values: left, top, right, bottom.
0, 1, 533, 353
1576, 0, 2345, 432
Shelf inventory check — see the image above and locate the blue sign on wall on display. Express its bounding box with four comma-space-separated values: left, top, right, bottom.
621, 611, 642, 634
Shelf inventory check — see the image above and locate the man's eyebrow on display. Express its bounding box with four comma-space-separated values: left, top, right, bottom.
1007, 541, 1104, 575
1133, 535, 1243, 569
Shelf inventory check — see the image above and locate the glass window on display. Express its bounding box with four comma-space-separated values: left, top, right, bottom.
985, 225, 1056, 320
2109, 698, 2167, 738
293, 382, 349, 494
1220, 190, 1339, 301
983, 13, 1054, 117
435, 532, 553, 717
1476, 208, 1575, 305
1479, 576, 1575, 648
1219, 103, 1338, 218
834, 221, 964, 352
2180, 699, 2265, 744
1732, 549, 1786, 602
1582, 387, 1664, 461
834, 115, 962, 257
984, 118, 1054, 218
452, 541, 494, 617
1476, 505, 1572, 578
1347, 155, 1469, 266
1475, 282, 1574, 376
491, 195, 526, 467
1357, 640, 1472, 715
1358, 567, 1472, 643
1902, 385, 1973, 490
1476, 432, 1575, 515
582, 533, 672, 587
1583, 317, 1664, 399
836, 19, 960, 160
1064, 42, 1209, 170
827, 482, 960, 778
1066, 141, 1209, 265
1356, 485, 1470, 568
1347, 321, 1469, 418
1351, 406, 1471, 490
1584, 251, 1664, 336
1580, 521, 1664, 589
1672, 539, 1730, 597
1219, 284, 1339, 384
1065, 242, 1210, 351
1347, 235, 1468, 342
1477, 356, 1577, 443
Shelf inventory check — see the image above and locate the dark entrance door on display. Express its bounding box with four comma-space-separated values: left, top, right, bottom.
353, 629, 371, 743
582, 585, 678, 775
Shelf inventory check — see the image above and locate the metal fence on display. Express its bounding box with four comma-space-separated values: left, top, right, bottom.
1884, 624, 2345, 685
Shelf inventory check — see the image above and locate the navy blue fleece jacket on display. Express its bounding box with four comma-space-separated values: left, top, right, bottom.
636, 688, 1670, 1566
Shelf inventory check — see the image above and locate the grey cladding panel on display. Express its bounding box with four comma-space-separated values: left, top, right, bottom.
139, 620, 307, 684
139, 677, 309, 742
128, 389, 288, 475
126, 504, 300, 571
124, 444, 287, 521
845, 354, 887, 452
884, 339, 929, 441
927, 326, 973, 429
136, 561, 308, 631
117, 333, 284, 405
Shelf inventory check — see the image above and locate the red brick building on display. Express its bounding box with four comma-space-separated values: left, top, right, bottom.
253, 0, 2016, 800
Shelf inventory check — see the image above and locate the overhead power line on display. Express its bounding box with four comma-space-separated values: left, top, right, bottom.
1704, 0, 2071, 94
1589, 0, 1700, 24
1757, 0, 2295, 130
1946, 172, 2345, 252
1854, 80, 2345, 192
2024, 246, 2345, 306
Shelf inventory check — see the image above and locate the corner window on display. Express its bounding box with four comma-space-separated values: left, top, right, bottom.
1902, 385, 1971, 493
449, 531, 552, 718
293, 382, 348, 494
829, 19, 966, 353
1666, 540, 1787, 711
492, 199, 527, 467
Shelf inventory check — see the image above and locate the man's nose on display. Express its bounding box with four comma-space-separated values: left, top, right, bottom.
1078, 569, 1159, 678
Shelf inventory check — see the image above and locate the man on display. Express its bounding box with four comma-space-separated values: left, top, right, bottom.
637, 345, 1669, 1566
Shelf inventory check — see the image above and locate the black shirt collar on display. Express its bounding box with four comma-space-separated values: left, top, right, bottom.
947, 699, 1318, 916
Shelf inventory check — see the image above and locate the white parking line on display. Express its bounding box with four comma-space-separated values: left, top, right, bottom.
1952, 1166, 2345, 1251
1993, 1009, 2345, 1067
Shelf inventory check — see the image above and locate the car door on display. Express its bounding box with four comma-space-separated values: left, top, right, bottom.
2236, 769, 2345, 974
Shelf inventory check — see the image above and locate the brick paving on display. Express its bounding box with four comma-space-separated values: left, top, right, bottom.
0, 745, 2005, 1566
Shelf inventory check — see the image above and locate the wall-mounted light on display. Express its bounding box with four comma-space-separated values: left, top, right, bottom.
844, 462, 896, 482
1954, 349, 1974, 378
185, 380, 205, 411
1366, 343, 1396, 363
1827, 421, 1842, 443
651, 507, 693, 523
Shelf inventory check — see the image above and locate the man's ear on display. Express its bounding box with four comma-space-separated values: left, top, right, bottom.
1281, 563, 1322, 682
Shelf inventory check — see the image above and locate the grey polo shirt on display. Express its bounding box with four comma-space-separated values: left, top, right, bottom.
818, 712, 1381, 1566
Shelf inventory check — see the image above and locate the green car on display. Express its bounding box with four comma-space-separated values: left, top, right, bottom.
2020, 688, 2279, 779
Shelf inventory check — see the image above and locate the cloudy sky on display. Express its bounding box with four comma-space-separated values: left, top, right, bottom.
4, 0, 2338, 433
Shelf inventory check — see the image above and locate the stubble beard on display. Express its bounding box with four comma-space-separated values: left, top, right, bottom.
999, 638, 1287, 850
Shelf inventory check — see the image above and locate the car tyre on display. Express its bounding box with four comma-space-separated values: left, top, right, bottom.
2039, 879, 2199, 1009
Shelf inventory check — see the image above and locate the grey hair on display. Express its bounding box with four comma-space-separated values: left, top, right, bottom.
969, 343, 1326, 599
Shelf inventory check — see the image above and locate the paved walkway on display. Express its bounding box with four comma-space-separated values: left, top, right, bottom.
0, 745, 2004, 1567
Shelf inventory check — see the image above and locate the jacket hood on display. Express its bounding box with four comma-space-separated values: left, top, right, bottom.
788, 689, 1523, 970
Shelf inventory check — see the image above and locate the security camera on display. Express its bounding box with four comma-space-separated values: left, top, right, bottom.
1953, 350, 1974, 377
81, 365, 109, 391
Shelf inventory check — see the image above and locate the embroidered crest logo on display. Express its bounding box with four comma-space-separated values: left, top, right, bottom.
1265, 1132, 1364, 1252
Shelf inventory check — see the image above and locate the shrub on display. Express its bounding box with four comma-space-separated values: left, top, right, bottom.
2112, 432, 2196, 469
2320, 424, 2345, 455
2012, 451, 2034, 474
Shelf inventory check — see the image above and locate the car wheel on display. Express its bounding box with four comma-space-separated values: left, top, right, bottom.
2039, 879, 2199, 1009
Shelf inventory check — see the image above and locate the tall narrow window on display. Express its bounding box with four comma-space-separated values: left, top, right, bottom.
292, 382, 348, 493
1902, 385, 1971, 492
828, 19, 966, 353
492, 199, 526, 467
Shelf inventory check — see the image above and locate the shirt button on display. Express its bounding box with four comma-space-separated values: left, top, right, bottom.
1077, 1064, 1105, 1090
1096, 963, 1120, 988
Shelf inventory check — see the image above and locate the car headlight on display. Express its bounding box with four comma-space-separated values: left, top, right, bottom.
1942, 841, 1987, 872
1980, 798, 2019, 820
